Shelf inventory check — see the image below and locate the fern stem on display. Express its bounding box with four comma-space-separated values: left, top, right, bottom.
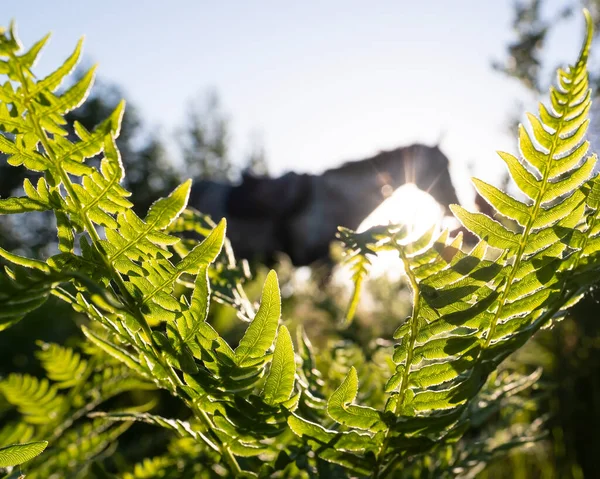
377, 453, 402, 479
192, 403, 243, 475
50, 286, 77, 304
395, 246, 422, 409
342, 272, 364, 327
375, 243, 422, 477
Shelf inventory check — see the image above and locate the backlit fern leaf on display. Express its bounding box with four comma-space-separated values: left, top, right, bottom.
3, 11, 600, 479
375, 10, 597, 473
0, 422, 34, 447
36, 342, 89, 389
0, 21, 302, 474
0, 265, 63, 330
121, 456, 176, 479
389, 8, 598, 425
0, 374, 65, 425
167, 208, 254, 318
26, 418, 132, 479
337, 224, 409, 325
0, 441, 47, 468
323, 14, 600, 471
0, 22, 227, 335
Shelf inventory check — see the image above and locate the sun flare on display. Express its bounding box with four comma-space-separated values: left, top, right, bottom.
358, 183, 443, 236
355, 183, 446, 278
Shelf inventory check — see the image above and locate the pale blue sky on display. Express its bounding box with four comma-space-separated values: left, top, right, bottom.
5, 1, 586, 202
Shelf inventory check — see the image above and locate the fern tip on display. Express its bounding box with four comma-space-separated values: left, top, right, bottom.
579, 8, 594, 62
448, 203, 461, 215
266, 269, 278, 282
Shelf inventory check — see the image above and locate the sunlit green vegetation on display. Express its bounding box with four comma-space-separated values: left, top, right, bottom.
1, 10, 600, 478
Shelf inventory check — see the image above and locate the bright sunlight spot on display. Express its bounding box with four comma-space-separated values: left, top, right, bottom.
357, 184, 443, 278
357, 183, 443, 236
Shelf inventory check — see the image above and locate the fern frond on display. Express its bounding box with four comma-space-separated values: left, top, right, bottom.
357, 10, 599, 473
0, 266, 62, 330
261, 325, 296, 406
0, 423, 34, 447
0, 374, 65, 425
36, 342, 89, 389
0, 440, 47, 468
168, 208, 254, 318
121, 456, 176, 479
26, 418, 132, 479
2, 12, 600, 479
451, 8, 595, 345
235, 269, 281, 366
337, 224, 405, 325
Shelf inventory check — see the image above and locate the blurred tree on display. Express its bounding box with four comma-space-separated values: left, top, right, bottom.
179, 89, 234, 181
492, 0, 574, 93
243, 131, 270, 176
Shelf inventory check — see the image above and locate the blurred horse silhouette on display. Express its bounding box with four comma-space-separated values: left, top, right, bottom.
189, 143, 459, 265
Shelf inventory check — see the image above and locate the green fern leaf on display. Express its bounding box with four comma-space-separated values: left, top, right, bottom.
0, 133, 51, 171
374, 11, 599, 456
0, 374, 64, 424
89, 412, 219, 453
0, 441, 47, 468
176, 217, 226, 273
81, 326, 148, 377
327, 366, 386, 432
0, 196, 49, 214
235, 270, 281, 367
35, 65, 97, 135
35, 342, 89, 389
262, 325, 296, 406
451, 205, 520, 252
189, 264, 210, 322
0, 266, 61, 330
34, 37, 83, 93
287, 414, 379, 475
19, 33, 50, 70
